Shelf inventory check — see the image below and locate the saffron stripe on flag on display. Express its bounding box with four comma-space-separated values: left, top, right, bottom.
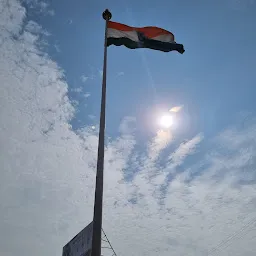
108, 21, 175, 41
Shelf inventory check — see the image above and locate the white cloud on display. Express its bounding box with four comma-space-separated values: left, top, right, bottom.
147, 129, 173, 162
117, 71, 124, 76
118, 116, 136, 135
1, 1, 256, 256
228, 0, 256, 10
48, 9, 55, 16
25, 20, 50, 36
88, 114, 95, 119
83, 93, 90, 98
71, 87, 83, 93
168, 133, 203, 166
54, 43, 61, 53
23, 0, 55, 16
81, 66, 102, 81
0, 1, 94, 255
81, 75, 88, 83
106, 124, 256, 256
71, 99, 79, 107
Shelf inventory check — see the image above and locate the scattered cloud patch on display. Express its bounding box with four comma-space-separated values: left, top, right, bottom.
119, 116, 137, 135
81, 66, 104, 81
228, 0, 256, 10
83, 93, 90, 98
54, 43, 61, 53
88, 114, 96, 120
168, 133, 203, 166
148, 129, 173, 161
81, 75, 88, 83
71, 99, 79, 107
117, 71, 124, 77
25, 20, 50, 36
169, 105, 183, 113
22, 0, 55, 16
71, 87, 83, 93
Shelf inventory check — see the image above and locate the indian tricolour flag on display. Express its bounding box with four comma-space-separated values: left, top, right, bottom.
107, 21, 185, 54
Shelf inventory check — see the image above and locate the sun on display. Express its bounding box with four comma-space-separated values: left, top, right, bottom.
158, 114, 173, 128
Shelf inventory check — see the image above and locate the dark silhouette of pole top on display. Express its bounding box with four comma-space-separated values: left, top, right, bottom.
102, 9, 112, 21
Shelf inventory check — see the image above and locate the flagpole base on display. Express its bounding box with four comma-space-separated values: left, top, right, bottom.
102, 9, 112, 20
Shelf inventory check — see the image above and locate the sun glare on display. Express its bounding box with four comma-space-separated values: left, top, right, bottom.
159, 114, 173, 128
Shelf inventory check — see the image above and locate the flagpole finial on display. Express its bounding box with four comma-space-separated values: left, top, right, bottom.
102, 9, 112, 20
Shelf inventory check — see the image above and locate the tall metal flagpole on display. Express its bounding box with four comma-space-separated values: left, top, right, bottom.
91, 9, 112, 256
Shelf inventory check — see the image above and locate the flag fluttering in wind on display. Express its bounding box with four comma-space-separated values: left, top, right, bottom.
107, 21, 185, 54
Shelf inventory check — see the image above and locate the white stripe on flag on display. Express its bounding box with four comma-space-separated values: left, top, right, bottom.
107, 28, 139, 42
152, 34, 176, 43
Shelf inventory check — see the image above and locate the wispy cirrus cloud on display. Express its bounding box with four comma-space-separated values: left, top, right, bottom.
22, 0, 55, 15
168, 133, 203, 166
54, 43, 61, 53
98, 69, 103, 77
25, 20, 50, 36
227, 0, 256, 10
81, 75, 88, 83
71, 87, 83, 93
147, 129, 173, 162
169, 105, 183, 113
83, 92, 90, 98
117, 71, 124, 77
105, 121, 256, 256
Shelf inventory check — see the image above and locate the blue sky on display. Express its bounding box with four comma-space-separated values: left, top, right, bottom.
28, 0, 256, 138
1, 0, 256, 256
